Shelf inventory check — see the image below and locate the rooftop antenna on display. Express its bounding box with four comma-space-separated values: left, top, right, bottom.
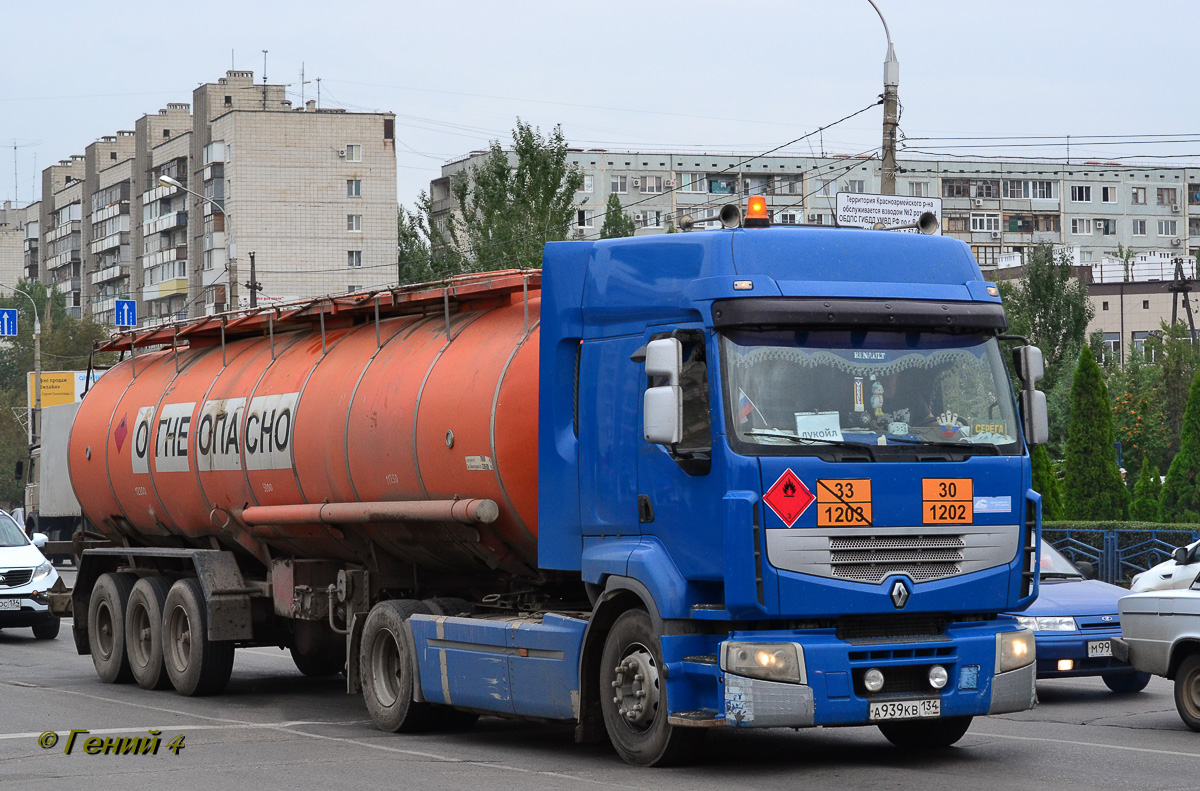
300, 63, 312, 107
316, 77, 321, 109
231, 49, 235, 70
262, 50, 268, 110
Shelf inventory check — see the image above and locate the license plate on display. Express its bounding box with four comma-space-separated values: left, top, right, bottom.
1088, 640, 1112, 658
0, 599, 19, 611
869, 698, 941, 721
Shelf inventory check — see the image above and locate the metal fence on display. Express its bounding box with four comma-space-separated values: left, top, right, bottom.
1044, 528, 1200, 585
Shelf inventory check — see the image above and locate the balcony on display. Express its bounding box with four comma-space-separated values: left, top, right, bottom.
89, 231, 130, 254
92, 297, 117, 318
141, 183, 179, 204
143, 245, 187, 268
47, 250, 81, 269
91, 202, 129, 223
142, 211, 187, 235
142, 277, 188, 301
90, 264, 129, 286
48, 220, 81, 242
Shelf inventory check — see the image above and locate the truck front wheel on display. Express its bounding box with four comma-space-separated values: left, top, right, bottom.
1174, 655, 1200, 731
877, 715, 973, 748
598, 609, 705, 767
360, 599, 439, 732
163, 578, 234, 696
88, 572, 137, 683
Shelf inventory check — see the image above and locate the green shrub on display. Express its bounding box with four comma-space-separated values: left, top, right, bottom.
1031, 445, 1064, 520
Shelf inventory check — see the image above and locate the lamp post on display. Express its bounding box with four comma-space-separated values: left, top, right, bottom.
158, 175, 238, 311
867, 0, 900, 195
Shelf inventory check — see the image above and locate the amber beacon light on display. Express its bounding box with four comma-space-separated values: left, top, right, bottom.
745, 195, 770, 228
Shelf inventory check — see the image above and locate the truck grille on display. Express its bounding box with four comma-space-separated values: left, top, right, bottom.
829, 535, 964, 584
0, 569, 32, 587
838, 614, 948, 644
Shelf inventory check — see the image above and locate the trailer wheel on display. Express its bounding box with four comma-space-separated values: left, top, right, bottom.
163, 578, 235, 696
125, 577, 172, 690
1174, 655, 1200, 731
599, 608, 705, 767
360, 599, 438, 732
88, 572, 138, 683
877, 715, 973, 748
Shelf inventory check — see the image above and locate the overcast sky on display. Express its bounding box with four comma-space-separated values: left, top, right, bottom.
4, 0, 1200, 208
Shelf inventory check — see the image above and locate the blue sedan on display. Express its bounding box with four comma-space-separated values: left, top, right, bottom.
1008, 540, 1149, 693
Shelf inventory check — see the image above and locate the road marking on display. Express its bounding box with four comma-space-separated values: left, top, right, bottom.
972, 728, 1200, 758
0, 721, 370, 741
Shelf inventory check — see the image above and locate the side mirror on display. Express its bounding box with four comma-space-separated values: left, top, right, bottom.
645, 337, 682, 385
1076, 561, 1096, 579
1020, 389, 1048, 446
642, 338, 684, 445
31, 532, 48, 549
1013, 345, 1045, 387
14, 460, 23, 480
1175, 546, 1190, 565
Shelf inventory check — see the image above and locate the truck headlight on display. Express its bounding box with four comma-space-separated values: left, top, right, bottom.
997, 629, 1035, 672
722, 642, 805, 684
1014, 615, 1075, 632
31, 561, 53, 583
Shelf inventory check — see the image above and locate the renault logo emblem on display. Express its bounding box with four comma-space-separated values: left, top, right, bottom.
890, 580, 910, 609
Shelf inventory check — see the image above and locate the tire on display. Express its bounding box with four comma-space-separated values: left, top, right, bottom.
162, 578, 235, 696
1103, 671, 1151, 694
421, 597, 473, 617
360, 599, 438, 733
878, 715, 973, 749
599, 609, 705, 767
290, 644, 345, 677
32, 617, 60, 640
88, 572, 137, 683
125, 577, 172, 690
1175, 655, 1200, 731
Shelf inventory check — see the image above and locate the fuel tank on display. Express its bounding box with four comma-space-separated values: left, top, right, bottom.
67, 273, 541, 578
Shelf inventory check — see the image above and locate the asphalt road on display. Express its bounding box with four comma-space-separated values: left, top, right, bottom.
2, 572, 1198, 790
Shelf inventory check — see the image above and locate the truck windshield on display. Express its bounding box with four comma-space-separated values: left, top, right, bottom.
0, 512, 27, 548
721, 328, 1020, 458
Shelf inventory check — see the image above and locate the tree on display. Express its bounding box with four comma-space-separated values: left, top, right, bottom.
447, 120, 583, 272
1108, 346, 1169, 473
397, 195, 465, 285
599, 192, 636, 239
1116, 242, 1136, 283
1062, 347, 1130, 520
1031, 444, 1065, 521
1130, 457, 1162, 522
1144, 322, 1200, 462
1001, 244, 1095, 393
1160, 367, 1200, 522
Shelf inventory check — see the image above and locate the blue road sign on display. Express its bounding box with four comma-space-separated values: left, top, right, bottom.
0, 309, 16, 337
115, 299, 137, 328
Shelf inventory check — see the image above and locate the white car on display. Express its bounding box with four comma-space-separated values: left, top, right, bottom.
1129, 540, 1200, 592
0, 510, 60, 639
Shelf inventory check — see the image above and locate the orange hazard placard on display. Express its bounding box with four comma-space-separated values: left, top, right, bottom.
922, 478, 973, 524
816, 479, 872, 526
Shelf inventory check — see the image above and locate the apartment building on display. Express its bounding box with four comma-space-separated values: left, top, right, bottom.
0, 201, 34, 287
22, 70, 397, 325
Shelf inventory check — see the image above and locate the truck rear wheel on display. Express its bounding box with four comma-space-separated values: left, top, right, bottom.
877, 715, 973, 748
1174, 655, 1200, 731
360, 599, 438, 732
125, 577, 172, 690
88, 572, 137, 683
598, 608, 705, 767
163, 578, 234, 696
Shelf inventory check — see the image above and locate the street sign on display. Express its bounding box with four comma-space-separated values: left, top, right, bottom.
835, 192, 942, 235
115, 299, 137, 328
0, 308, 16, 337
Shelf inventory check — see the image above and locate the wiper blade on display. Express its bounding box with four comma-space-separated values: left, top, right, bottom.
1040, 571, 1084, 579
743, 430, 877, 461
884, 436, 1000, 455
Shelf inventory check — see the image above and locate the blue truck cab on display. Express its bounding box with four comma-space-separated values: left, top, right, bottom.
533, 220, 1043, 762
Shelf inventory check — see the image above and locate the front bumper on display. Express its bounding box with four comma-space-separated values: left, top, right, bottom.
0, 595, 54, 627
1032, 629, 1137, 678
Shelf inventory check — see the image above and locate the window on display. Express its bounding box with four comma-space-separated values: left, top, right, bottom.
1101, 186, 1118, 203
1158, 187, 1178, 206
611, 175, 627, 194
347, 214, 362, 232
1132, 219, 1147, 236
1101, 332, 1121, 364
942, 178, 970, 198
345, 144, 362, 162
636, 210, 661, 228
708, 177, 736, 195
810, 213, 825, 225
1096, 218, 1116, 235
1070, 218, 1092, 235
1006, 214, 1033, 233
347, 179, 361, 198
771, 175, 802, 195
971, 213, 1001, 232
383, 119, 394, 140
1102, 301, 1109, 311
972, 246, 1000, 267
819, 179, 835, 197
779, 212, 798, 225
1132, 331, 1156, 361
973, 180, 1000, 199
110, 151, 117, 161
576, 209, 594, 228
581, 174, 594, 193
1159, 219, 1178, 236
1143, 300, 1150, 310
943, 213, 969, 233
224, 95, 232, 106
1132, 187, 1146, 204
1031, 180, 1055, 199
844, 179, 865, 194
1081, 251, 1094, 262
909, 181, 928, 197
642, 176, 663, 194
648, 329, 710, 475
681, 173, 705, 192
162, 129, 170, 138
1034, 214, 1060, 232
1190, 183, 1200, 205
741, 176, 768, 196
1003, 180, 1029, 199
347, 250, 362, 268
1070, 185, 1091, 202
348, 285, 361, 293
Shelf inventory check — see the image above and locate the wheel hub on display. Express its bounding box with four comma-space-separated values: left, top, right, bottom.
611, 649, 660, 728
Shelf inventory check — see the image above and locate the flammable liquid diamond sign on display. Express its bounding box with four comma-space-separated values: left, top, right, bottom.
763, 469, 814, 527
835, 192, 942, 234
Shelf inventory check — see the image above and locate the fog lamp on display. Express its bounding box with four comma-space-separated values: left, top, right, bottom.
864, 668, 885, 692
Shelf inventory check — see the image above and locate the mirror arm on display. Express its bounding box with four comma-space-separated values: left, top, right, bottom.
996, 333, 1031, 345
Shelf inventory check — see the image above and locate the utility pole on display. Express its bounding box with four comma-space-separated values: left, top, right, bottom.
245, 251, 262, 307
868, 1, 900, 195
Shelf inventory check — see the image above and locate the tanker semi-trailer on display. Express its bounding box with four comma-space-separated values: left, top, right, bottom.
59, 203, 1046, 766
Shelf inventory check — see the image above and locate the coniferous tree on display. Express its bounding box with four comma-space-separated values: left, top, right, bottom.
1160, 367, 1200, 522
1031, 444, 1065, 521
1063, 347, 1130, 520
599, 192, 636, 239
1131, 457, 1162, 522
